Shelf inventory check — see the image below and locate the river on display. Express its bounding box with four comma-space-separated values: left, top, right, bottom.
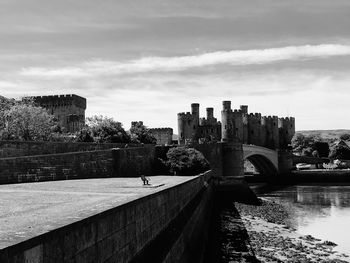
261, 184, 350, 254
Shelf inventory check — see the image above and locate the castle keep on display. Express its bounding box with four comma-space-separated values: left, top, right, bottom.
149, 128, 173, 145
178, 101, 295, 149
32, 94, 86, 133
178, 103, 222, 145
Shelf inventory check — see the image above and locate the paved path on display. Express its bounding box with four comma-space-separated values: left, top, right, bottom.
0, 176, 195, 249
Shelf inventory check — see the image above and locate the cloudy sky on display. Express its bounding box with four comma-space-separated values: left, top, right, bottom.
1, 0, 350, 132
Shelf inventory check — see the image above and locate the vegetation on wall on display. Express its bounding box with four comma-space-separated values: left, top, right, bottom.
129, 122, 156, 144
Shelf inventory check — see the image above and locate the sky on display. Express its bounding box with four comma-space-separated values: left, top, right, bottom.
1, 0, 350, 132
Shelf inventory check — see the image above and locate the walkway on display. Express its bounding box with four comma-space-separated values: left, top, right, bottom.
0, 176, 195, 250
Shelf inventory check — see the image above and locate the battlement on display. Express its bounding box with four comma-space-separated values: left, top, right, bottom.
149, 128, 173, 132
179, 101, 295, 149
278, 117, 295, 122
31, 94, 86, 109
177, 112, 195, 121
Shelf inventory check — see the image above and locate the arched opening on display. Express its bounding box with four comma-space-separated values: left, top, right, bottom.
244, 154, 278, 182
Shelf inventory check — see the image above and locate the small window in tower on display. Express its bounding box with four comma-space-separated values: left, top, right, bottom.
273, 123, 276, 126
291, 124, 293, 128
193, 125, 196, 129
225, 125, 227, 129
286, 131, 288, 134
181, 132, 183, 138
251, 130, 254, 135
211, 128, 213, 133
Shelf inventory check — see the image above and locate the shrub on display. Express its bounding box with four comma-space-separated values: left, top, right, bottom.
161, 147, 210, 176
340, 133, 350, 141
329, 141, 350, 160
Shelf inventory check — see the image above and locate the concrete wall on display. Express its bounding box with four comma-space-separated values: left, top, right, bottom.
0, 140, 133, 158
0, 150, 114, 184
0, 171, 214, 263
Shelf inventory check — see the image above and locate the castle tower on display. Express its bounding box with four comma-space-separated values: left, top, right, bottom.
247, 113, 262, 146
240, 105, 249, 144
278, 117, 295, 149
240, 105, 248, 114
191, 103, 200, 128
221, 101, 232, 142
31, 94, 86, 133
177, 103, 200, 145
206, 107, 214, 121
264, 116, 279, 149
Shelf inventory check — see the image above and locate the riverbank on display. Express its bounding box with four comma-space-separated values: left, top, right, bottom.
235, 199, 350, 263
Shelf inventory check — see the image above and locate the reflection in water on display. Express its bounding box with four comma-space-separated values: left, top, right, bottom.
262, 185, 350, 254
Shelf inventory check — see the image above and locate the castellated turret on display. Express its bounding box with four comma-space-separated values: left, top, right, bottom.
178, 101, 295, 149
30, 94, 86, 133
178, 103, 221, 145
278, 117, 296, 149
221, 101, 244, 143
264, 116, 279, 149
247, 113, 263, 146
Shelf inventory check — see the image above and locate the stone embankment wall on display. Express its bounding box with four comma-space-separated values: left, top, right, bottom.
0, 140, 135, 158
0, 150, 114, 184
0, 145, 175, 184
0, 141, 225, 184
0, 171, 214, 263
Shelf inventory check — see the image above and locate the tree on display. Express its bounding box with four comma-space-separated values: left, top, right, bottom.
1, 103, 57, 141
75, 127, 94, 142
0, 96, 14, 131
312, 141, 330, 157
292, 133, 330, 157
329, 141, 350, 160
86, 115, 131, 143
161, 147, 210, 176
340, 133, 350, 141
301, 147, 313, 157
129, 121, 156, 144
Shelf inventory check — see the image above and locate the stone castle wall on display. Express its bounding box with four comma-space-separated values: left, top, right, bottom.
178, 101, 295, 150
178, 104, 221, 144
0, 140, 134, 158
32, 94, 86, 133
149, 128, 173, 145
0, 150, 114, 184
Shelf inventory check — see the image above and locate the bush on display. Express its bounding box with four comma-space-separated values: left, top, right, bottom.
340, 133, 350, 141
75, 128, 94, 142
161, 147, 210, 176
86, 115, 131, 143
130, 121, 156, 144
329, 141, 350, 160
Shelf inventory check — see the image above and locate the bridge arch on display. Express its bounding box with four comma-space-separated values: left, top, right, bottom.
243, 144, 279, 176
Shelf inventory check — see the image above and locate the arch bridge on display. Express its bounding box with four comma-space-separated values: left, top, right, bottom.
243, 144, 279, 176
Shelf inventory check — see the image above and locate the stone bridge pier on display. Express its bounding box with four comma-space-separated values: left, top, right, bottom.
219, 143, 293, 179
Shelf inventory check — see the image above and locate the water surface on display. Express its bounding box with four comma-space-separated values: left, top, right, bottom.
261, 184, 350, 254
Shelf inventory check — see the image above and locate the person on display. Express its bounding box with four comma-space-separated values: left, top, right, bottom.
140, 174, 150, 185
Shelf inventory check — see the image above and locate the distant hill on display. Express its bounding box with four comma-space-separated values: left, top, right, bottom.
297, 130, 350, 141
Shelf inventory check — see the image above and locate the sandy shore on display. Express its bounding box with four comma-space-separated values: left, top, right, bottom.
235, 199, 350, 263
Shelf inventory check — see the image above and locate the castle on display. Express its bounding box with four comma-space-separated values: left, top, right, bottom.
31, 94, 86, 133
131, 121, 174, 145
178, 101, 295, 149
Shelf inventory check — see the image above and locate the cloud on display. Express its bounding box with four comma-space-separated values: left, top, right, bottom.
21, 44, 350, 78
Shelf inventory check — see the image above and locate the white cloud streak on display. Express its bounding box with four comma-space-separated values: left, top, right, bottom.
21, 44, 350, 78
